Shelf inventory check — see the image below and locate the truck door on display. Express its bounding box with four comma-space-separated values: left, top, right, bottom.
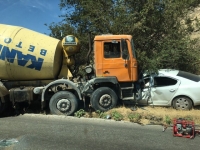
102, 40, 133, 82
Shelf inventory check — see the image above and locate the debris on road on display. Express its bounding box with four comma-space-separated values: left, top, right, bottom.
0, 138, 19, 147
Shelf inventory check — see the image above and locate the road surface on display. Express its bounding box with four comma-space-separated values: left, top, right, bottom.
0, 114, 199, 150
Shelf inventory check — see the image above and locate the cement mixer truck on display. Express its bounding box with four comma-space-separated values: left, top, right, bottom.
0, 24, 143, 116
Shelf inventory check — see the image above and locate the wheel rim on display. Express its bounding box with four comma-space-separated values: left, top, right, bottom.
175, 97, 189, 109
99, 94, 112, 108
56, 98, 71, 112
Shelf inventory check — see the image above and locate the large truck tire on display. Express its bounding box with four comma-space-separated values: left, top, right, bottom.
90, 87, 118, 112
49, 91, 78, 116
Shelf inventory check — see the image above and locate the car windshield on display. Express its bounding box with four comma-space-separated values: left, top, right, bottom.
177, 71, 200, 82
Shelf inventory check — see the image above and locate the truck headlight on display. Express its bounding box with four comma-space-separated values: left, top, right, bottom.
85, 66, 93, 74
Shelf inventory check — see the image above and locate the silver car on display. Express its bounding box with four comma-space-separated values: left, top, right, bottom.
138, 69, 200, 110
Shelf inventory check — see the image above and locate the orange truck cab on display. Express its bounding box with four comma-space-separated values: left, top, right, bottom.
82, 34, 142, 112
94, 35, 138, 82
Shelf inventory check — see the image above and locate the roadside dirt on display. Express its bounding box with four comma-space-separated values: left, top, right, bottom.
106, 106, 200, 125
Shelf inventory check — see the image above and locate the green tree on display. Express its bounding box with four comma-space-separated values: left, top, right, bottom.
48, 0, 200, 74
46, 22, 76, 40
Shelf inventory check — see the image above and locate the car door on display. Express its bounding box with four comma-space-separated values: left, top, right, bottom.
150, 76, 181, 105
138, 76, 152, 105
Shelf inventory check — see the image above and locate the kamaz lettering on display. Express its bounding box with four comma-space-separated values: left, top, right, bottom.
0, 44, 44, 71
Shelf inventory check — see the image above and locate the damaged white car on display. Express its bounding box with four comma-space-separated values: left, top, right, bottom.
138, 69, 200, 110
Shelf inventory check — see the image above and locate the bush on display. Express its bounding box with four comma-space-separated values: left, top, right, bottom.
111, 111, 123, 121
164, 115, 172, 125
128, 113, 142, 123
74, 109, 85, 118
95, 110, 107, 119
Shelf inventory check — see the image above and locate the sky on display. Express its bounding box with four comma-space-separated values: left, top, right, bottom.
0, 0, 64, 34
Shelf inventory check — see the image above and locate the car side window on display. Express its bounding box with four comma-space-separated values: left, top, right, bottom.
154, 77, 177, 87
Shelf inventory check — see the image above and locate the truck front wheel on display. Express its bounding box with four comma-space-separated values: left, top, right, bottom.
91, 87, 118, 112
49, 91, 78, 116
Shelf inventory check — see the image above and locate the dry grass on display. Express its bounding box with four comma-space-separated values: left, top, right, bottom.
85, 106, 200, 126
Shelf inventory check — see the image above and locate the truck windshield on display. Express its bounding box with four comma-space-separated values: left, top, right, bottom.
131, 39, 136, 58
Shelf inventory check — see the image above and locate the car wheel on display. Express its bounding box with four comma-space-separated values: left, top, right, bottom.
90, 87, 118, 111
49, 91, 78, 116
172, 96, 192, 110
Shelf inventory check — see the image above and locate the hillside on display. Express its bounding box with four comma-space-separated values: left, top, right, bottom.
189, 6, 200, 39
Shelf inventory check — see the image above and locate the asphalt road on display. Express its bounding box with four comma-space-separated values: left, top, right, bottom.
0, 114, 199, 150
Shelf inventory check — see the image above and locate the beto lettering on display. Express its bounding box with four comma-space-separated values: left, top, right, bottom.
2, 37, 47, 56
0, 44, 44, 71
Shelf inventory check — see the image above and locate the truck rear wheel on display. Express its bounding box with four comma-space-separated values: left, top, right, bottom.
49, 91, 78, 116
91, 87, 118, 112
